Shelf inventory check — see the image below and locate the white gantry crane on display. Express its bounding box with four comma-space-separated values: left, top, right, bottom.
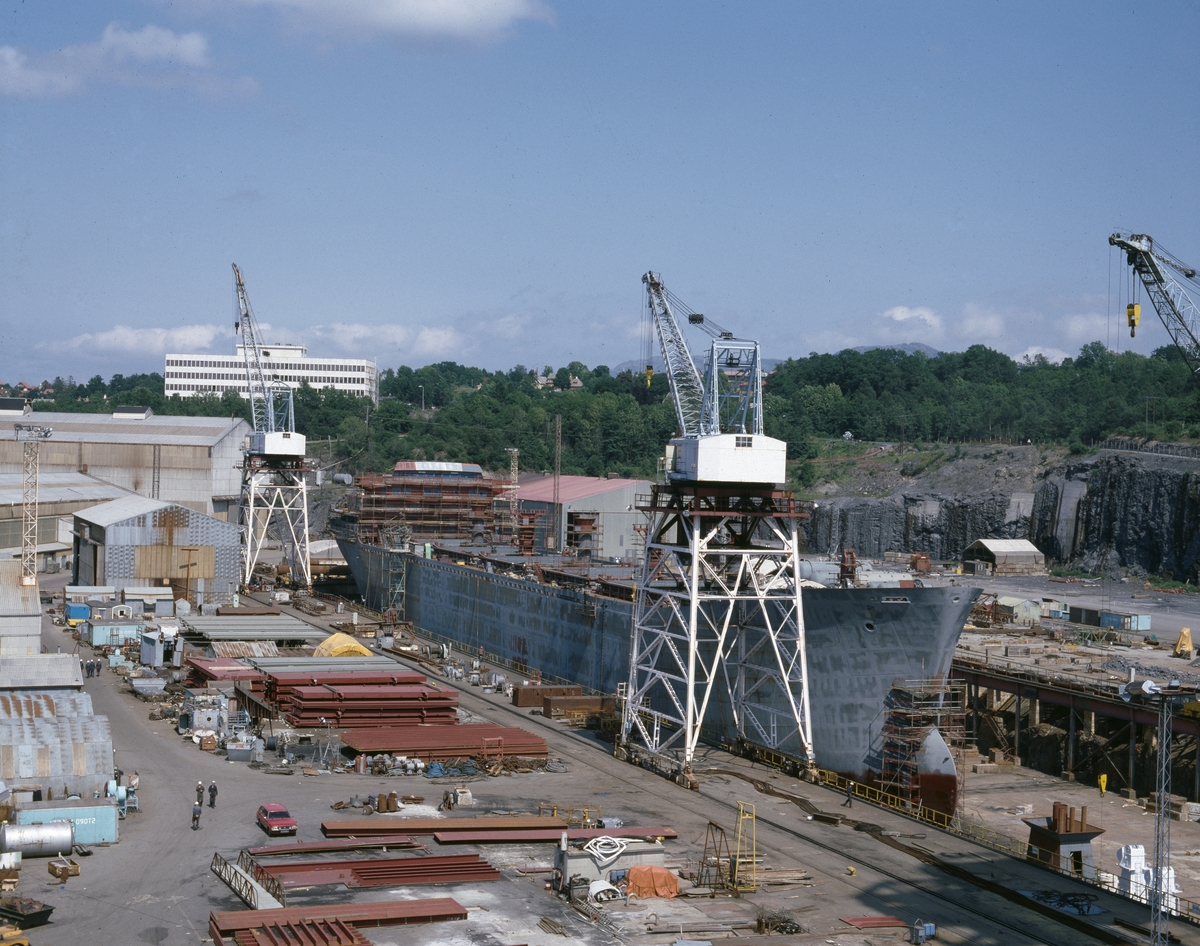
618, 271, 813, 785
1110, 232, 1200, 386
13, 424, 52, 587
233, 263, 311, 591
1112, 232, 1200, 945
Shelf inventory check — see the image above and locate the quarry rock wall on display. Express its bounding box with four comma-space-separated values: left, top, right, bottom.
801, 450, 1200, 579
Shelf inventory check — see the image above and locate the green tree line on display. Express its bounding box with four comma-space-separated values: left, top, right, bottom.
28, 341, 1200, 477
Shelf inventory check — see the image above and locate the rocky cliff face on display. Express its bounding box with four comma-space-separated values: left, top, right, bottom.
802, 448, 1200, 580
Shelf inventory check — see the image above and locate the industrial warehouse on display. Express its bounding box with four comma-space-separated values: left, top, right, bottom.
0, 260, 1196, 946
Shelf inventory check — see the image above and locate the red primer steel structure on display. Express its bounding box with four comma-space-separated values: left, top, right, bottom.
247, 836, 423, 857
511, 684, 582, 707
321, 816, 567, 838
231, 918, 369, 946
264, 670, 428, 702
209, 898, 468, 945
283, 684, 459, 728
432, 827, 678, 844
339, 724, 548, 760
256, 853, 500, 889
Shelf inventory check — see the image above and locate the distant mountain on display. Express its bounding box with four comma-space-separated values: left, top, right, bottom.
853, 342, 941, 357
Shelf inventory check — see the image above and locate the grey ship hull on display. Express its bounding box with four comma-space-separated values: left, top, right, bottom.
334, 530, 978, 786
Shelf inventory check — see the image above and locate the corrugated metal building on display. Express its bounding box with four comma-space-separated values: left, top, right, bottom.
0, 691, 94, 719
0, 655, 84, 690
997, 596, 1041, 627
961, 538, 1047, 577
0, 716, 114, 796
72, 497, 240, 604
0, 411, 250, 519
0, 472, 131, 572
0, 561, 41, 656
518, 475, 649, 562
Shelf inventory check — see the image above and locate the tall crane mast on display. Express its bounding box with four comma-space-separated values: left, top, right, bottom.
620, 271, 813, 786
232, 264, 311, 592
1110, 232, 1200, 389
13, 424, 51, 587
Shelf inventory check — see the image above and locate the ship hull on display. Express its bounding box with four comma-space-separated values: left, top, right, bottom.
334, 530, 978, 800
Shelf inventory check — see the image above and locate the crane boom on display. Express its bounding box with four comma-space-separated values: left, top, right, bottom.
233, 263, 274, 433
1110, 232, 1200, 389
643, 272, 706, 438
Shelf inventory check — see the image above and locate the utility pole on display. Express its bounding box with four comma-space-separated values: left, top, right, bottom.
1143, 396, 1161, 439
14, 424, 52, 587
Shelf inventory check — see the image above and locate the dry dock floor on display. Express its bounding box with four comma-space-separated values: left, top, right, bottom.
20, 572, 1200, 945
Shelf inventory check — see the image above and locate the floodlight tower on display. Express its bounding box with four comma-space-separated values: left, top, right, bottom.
617, 271, 813, 785
13, 425, 52, 587
233, 264, 311, 591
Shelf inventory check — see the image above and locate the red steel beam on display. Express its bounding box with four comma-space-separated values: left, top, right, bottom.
210, 898, 468, 939
247, 836, 423, 856
259, 854, 501, 889
322, 816, 566, 837
433, 827, 678, 843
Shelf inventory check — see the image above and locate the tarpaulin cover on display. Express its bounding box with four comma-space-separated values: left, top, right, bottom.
625, 865, 679, 899
313, 633, 373, 657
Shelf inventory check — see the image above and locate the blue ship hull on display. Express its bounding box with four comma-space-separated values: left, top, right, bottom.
333, 527, 979, 785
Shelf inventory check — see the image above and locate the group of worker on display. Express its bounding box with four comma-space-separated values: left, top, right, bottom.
83, 658, 103, 678
191, 780, 218, 830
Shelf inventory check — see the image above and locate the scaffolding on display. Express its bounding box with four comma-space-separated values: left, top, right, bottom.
879, 678, 967, 814
349, 471, 500, 543
513, 509, 544, 556
565, 510, 602, 561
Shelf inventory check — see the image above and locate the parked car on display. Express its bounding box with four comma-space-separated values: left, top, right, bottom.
256, 803, 297, 836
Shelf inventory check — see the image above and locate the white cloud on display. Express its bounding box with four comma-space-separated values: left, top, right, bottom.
1019, 345, 1069, 365
954, 302, 1006, 342
0, 24, 251, 98
879, 305, 943, 334
1057, 311, 1110, 344
49, 323, 225, 355
236, 0, 552, 42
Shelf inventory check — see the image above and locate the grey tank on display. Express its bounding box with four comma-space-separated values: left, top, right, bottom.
333, 529, 979, 781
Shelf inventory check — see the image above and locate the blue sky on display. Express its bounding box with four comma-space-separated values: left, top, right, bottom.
2, 1, 1197, 384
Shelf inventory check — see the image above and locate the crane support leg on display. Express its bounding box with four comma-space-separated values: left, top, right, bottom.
620, 483, 813, 774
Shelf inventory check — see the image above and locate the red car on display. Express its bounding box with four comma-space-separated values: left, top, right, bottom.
256, 803, 298, 836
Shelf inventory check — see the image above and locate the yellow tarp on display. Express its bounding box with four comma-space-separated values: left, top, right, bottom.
313, 632, 372, 658
625, 865, 679, 899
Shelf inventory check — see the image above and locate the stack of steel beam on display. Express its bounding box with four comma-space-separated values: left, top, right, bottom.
321, 816, 566, 838
257, 853, 500, 888
339, 724, 548, 759
208, 899, 467, 945
247, 836, 424, 857
282, 684, 458, 728
264, 669, 428, 703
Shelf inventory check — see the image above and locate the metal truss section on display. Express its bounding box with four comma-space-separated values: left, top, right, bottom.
240, 467, 311, 590
643, 271, 706, 438
701, 336, 764, 437
621, 484, 813, 772
1152, 695, 1174, 945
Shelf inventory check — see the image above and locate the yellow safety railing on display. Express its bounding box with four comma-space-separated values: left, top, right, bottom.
815, 767, 1200, 925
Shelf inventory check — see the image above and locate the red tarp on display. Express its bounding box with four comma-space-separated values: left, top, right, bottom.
625, 865, 679, 899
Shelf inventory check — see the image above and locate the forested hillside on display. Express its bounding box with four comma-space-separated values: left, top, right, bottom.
28, 341, 1200, 479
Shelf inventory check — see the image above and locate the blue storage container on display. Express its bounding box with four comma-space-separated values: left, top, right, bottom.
16, 798, 119, 845
64, 603, 90, 626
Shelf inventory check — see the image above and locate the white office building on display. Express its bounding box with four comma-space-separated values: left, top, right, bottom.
164, 344, 378, 404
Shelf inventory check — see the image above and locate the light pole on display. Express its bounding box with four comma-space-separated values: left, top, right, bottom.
418, 385, 425, 411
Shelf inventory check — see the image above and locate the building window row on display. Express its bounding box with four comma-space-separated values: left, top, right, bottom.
166, 358, 370, 374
